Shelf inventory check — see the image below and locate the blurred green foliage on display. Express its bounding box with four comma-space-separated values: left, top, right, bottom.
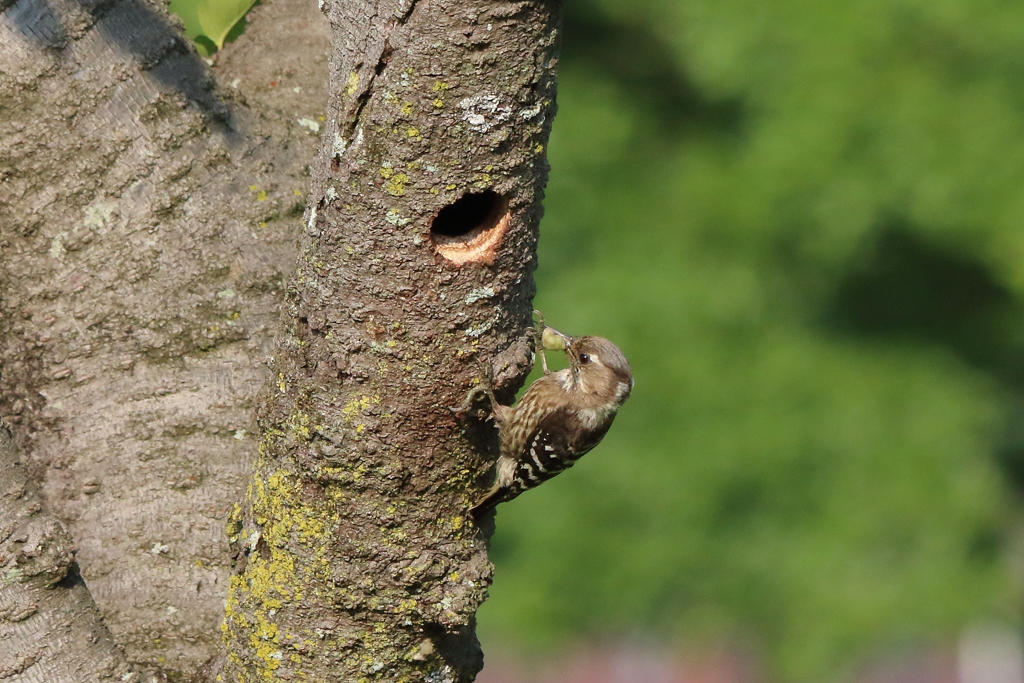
477, 0, 1024, 680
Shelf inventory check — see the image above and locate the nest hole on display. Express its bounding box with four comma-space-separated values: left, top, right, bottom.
431, 190, 510, 265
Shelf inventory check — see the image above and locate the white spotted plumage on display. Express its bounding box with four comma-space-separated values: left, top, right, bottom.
470, 328, 633, 513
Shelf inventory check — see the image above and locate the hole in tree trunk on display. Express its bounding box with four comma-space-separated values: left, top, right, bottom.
431, 190, 510, 265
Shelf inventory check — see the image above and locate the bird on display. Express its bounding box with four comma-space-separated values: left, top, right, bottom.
458, 320, 633, 515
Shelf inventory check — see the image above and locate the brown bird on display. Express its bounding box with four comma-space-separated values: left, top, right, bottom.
461, 324, 633, 514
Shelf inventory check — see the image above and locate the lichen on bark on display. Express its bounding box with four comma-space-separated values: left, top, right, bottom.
220, 0, 562, 680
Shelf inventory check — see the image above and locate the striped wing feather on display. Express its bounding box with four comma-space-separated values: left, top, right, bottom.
506, 407, 613, 497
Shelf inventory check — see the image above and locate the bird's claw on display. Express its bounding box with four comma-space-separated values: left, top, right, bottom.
450, 385, 492, 418
451, 360, 497, 418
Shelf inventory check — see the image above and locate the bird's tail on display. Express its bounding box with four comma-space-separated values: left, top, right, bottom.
469, 483, 504, 518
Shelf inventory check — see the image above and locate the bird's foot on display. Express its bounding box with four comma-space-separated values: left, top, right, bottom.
450, 360, 498, 419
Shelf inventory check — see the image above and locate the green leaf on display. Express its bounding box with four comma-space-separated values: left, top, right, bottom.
169, 0, 257, 51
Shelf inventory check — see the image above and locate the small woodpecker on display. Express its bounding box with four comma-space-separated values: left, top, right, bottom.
459, 321, 633, 514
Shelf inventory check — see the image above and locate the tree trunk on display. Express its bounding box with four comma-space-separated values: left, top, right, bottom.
2, 0, 560, 677
0, 427, 136, 682
218, 0, 561, 680
1, 0, 325, 676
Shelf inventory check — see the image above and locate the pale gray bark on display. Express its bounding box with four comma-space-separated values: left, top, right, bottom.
0, 427, 135, 683
1, 0, 327, 677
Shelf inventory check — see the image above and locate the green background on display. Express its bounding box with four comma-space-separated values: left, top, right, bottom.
481, 0, 1024, 680
171, 0, 1024, 680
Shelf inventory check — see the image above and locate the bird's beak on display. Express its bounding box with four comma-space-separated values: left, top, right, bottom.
541, 326, 571, 351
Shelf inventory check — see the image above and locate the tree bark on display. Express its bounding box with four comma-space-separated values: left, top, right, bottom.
2, 0, 560, 677
219, 0, 561, 680
0, 426, 136, 682
1, 0, 325, 676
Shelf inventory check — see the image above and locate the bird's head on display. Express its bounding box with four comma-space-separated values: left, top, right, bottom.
542, 327, 633, 401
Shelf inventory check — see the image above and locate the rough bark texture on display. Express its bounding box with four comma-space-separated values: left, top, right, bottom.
219, 0, 561, 680
0, 426, 137, 683
0, 0, 328, 677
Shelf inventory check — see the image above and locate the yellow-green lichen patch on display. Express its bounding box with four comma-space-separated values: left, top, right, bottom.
234, 548, 295, 610
386, 173, 409, 197
342, 394, 381, 421
235, 607, 283, 679
223, 461, 357, 676
226, 502, 244, 542
378, 166, 410, 196
370, 339, 397, 354
346, 72, 360, 96
255, 470, 334, 547
224, 573, 263, 643
289, 411, 312, 441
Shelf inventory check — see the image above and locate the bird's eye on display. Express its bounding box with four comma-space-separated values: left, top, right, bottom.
579, 353, 591, 364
